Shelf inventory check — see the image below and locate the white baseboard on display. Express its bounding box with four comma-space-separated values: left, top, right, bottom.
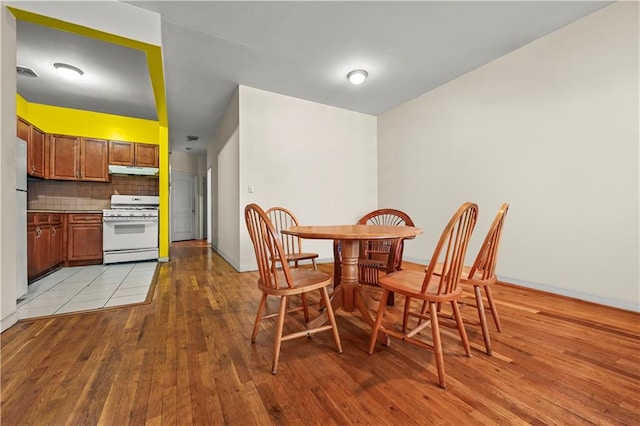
403, 256, 638, 313
500, 275, 639, 313
216, 250, 240, 271
1, 311, 19, 332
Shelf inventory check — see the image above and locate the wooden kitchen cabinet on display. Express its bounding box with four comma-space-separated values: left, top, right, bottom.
67, 213, 103, 265
50, 218, 65, 267
27, 213, 64, 282
134, 143, 159, 167
30, 127, 47, 179
81, 139, 109, 181
17, 117, 29, 140
50, 135, 109, 182
109, 141, 159, 168
17, 118, 47, 178
27, 225, 39, 280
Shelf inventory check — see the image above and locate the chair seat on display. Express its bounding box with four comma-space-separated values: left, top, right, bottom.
286, 252, 319, 262
379, 270, 462, 302
432, 264, 498, 286
259, 268, 332, 296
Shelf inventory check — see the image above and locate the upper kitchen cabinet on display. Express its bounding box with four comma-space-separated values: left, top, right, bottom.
49, 135, 109, 182
81, 139, 110, 181
17, 117, 29, 140
17, 118, 47, 179
135, 143, 159, 168
109, 141, 159, 168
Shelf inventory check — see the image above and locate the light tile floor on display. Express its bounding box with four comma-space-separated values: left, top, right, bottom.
17, 261, 157, 320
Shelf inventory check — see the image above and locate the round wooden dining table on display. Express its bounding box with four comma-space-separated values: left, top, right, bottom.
282, 224, 423, 340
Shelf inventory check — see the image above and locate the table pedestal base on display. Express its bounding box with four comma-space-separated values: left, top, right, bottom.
309, 283, 390, 346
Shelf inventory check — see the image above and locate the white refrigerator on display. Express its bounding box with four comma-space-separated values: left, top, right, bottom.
16, 138, 27, 299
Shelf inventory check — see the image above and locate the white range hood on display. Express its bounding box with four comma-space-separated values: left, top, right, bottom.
108, 165, 159, 176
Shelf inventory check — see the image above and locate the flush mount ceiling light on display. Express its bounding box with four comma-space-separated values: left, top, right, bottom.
53, 62, 84, 79
347, 69, 368, 85
186, 135, 199, 141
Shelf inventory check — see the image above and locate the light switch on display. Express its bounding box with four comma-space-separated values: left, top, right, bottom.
248, 185, 254, 193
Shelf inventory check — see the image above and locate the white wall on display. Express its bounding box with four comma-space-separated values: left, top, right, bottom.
0, 5, 18, 331
208, 89, 239, 267
378, 2, 639, 311
218, 128, 240, 268
238, 86, 378, 271
170, 151, 205, 174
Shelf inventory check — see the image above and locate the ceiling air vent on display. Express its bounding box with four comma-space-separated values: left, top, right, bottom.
17, 66, 39, 78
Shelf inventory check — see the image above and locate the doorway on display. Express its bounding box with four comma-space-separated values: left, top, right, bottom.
170, 171, 197, 242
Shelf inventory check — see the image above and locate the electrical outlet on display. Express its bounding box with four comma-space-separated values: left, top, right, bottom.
248, 185, 254, 193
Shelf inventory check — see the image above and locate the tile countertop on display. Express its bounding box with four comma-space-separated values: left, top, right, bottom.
27, 210, 104, 214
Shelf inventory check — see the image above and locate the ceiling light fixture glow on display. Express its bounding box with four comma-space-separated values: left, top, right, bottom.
53, 62, 84, 79
347, 69, 368, 85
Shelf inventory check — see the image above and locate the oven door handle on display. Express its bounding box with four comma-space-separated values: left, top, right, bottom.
103, 218, 158, 223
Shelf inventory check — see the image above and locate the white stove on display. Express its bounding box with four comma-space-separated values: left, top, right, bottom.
103, 195, 160, 264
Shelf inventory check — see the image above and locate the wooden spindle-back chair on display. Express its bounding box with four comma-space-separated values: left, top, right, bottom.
266, 206, 319, 270
245, 203, 342, 374
368, 202, 478, 388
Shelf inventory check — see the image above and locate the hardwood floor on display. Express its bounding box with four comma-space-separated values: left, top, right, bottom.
2, 241, 638, 425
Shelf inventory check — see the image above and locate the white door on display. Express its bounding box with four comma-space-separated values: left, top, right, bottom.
171, 171, 196, 241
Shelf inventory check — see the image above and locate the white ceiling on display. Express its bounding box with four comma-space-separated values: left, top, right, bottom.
15, 1, 612, 154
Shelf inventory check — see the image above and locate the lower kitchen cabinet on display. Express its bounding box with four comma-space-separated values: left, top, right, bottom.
27, 212, 104, 282
27, 213, 63, 282
67, 213, 103, 265
51, 221, 64, 267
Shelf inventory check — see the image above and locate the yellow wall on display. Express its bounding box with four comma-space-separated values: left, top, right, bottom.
17, 98, 159, 143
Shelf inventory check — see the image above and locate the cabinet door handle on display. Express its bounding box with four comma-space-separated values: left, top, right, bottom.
51, 227, 56, 236
35, 227, 41, 238
31, 164, 35, 172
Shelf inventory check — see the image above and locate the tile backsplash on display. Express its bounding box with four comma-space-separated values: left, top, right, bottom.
27, 176, 159, 211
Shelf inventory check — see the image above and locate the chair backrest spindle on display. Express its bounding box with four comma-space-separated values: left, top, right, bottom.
266, 206, 303, 258
467, 203, 509, 281
423, 203, 478, 296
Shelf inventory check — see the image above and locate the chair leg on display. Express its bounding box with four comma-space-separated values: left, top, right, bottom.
429, 302, 446, 389
311, 258, 318, 270
369, 290, 390, 354
386, 291, 395, 306
402, 296, 413, 332
321, 287, 343, 354
451, 299, 471, 358
272, 296, 288, 374
300, 293, 310, 323
251, 293, 268, 343
484, 286, 502, 332
474, 285, 492, 356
